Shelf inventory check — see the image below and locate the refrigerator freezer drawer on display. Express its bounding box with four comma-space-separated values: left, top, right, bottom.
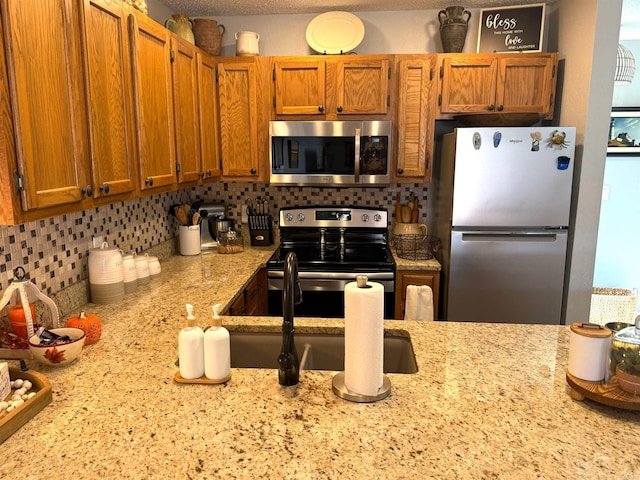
447, 230, 568, 324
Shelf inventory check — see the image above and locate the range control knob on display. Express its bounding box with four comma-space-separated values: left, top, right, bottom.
297, 213, 305, 222
285, 213, 294, 222
374, 214, 382, 222
361, 214, 370, 222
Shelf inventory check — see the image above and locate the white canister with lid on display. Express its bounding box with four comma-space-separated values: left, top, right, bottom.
135, 254, 150, 286
88, 242, 125, 304
148, 256, 161, 278
121, 252, 138, 294
235, 31, 259, 56
567, 322, 612, 381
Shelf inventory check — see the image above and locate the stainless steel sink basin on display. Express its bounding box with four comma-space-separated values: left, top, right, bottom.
229, 330, 418, 374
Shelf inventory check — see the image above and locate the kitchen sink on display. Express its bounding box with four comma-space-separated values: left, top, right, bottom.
229, 330, 418, 374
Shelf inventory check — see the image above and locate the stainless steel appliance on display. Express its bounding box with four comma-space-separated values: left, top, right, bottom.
430, 127, 576, 324
266, 206, 396, 318
269, 120, 392, 186
197, 203, 226, 250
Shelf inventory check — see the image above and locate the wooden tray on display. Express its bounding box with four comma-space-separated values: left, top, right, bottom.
566, 371, 640, 410
1, 367, 52, 443
173, 371, 231, 385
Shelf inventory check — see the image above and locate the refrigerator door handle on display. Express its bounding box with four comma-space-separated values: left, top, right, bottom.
460, 232, 559, 242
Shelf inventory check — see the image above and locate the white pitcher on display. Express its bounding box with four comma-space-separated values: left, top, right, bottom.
235, 31, 259, 56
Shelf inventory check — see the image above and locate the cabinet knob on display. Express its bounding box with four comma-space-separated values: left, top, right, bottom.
81, 185, 93, 197
100, 183, 110, 194
488, 104, 495, 111
337, 105, 343, 113
250, 168, 257, 175
206, 170, 212, 177
397, 168, 404, 175
497, 105, 504, 112
318, 105, 324, 112
145, 177, 154, 186
199, 171, 205, 179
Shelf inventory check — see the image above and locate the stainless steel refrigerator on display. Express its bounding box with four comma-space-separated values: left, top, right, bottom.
430, 127, 576, 324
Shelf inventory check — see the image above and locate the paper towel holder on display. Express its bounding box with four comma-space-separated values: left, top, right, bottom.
332, 372, 391, 403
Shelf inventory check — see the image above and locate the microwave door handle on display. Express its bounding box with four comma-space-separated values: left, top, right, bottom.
354, 128, 361, 182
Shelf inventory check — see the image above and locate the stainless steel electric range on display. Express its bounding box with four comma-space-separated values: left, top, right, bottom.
266, 206, 396, 319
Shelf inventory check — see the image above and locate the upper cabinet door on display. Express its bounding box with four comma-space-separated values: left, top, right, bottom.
2, 0, 89, 210
273, 59, 326, 115
335, 57, 390, 115
197, 53, 221, 181
439, 55, 498, 114
217, 60, 260, 179
496, 54, 557, 116
81, 0, 136, 199
171, 36, 201, 185
128, 12, 176, 192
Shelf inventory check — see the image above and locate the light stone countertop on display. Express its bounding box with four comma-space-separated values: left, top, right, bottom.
2, 250, 639, 479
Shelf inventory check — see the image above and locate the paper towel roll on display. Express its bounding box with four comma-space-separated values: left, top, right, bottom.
344, 279, 384, 396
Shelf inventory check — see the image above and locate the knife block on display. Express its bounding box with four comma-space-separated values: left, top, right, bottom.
248, 214, 274, 246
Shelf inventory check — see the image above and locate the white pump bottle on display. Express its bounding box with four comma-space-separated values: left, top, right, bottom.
178, 304, 204, 379
204, 303, 231, 381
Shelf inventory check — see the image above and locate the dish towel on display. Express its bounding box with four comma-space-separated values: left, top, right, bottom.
404, 285, 434, 321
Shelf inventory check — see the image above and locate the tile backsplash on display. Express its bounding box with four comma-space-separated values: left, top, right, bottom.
0, 183, 428, 296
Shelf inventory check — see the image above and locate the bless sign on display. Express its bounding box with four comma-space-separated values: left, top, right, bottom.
477, 4, 545, 53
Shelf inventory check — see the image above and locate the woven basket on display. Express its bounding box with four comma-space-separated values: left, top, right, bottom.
589, 287, 639, 326
392, 234, 441, 261
193, 18, 225, 56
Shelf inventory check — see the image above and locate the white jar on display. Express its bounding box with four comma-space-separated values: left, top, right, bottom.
148, 256, 161, 278
567, 322, 612, 381
121, 252, 138, 293
135, 254, 150, 285
235, 31, 259, 56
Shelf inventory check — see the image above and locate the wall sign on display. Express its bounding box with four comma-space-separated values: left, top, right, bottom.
477, 4, 545, 53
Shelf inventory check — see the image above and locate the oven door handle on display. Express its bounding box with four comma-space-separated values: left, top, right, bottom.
267, 271, 394, 281
354, 127, 361, 183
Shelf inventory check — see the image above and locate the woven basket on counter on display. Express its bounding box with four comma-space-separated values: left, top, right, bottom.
589, 287, 639, 326
392, 234, 441, 261
192, 18, 225, 56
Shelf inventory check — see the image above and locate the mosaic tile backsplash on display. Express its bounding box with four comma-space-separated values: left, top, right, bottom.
0, 183, 428, 296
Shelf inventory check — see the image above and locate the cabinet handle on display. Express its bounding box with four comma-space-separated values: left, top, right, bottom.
497, 105, 504, 112
145, 177, 154, 186
318, 105, 324, 112
397, 168, 404, 175
100, 183, 110, 194
199, 171, 205, 179
250, 168, 257, 175
206, 170, 212, 177
81, 185, 93, 197
337, 105, 343, 113
488, 104, 495, 111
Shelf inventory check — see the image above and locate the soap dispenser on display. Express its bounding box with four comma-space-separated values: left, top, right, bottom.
204, 303, 231, 381
178, 304, 204, 379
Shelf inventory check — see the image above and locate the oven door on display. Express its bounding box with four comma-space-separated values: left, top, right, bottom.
267, 271, 395, 319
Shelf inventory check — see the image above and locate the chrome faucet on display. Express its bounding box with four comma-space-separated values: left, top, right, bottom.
278, 252, 303, 386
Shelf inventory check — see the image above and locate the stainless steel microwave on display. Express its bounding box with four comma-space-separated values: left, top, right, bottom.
269, 120, 392, 186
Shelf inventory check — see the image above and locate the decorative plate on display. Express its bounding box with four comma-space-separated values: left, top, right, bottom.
305, 11, 365, 54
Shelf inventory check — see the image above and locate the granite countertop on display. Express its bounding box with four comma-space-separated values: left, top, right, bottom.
2, 250, 639, 479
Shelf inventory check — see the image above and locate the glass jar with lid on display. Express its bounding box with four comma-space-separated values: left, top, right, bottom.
217, 228, 244, 254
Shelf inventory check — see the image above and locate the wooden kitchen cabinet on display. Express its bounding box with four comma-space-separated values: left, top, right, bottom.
128, 11, 176, 193
81, 0, 136, 201
217, 57, 270, 181
437, 53, 558, 119
272, 55, 392, 119
0, 0, 91, 222
395, 270, 440, 320
197, 53, 221, 181
394, 55, 437, 183
171, 35, 201, 185
227, 268, 267, 316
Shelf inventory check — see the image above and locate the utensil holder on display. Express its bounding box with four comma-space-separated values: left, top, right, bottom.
248, 214, 273, 246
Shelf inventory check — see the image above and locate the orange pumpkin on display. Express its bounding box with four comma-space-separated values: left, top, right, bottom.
66, 311, 102, 345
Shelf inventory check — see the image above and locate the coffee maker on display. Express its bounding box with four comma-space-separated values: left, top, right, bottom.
198, 203, 226, 250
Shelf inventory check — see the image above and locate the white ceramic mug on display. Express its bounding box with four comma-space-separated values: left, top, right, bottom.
235, 31, 259, 56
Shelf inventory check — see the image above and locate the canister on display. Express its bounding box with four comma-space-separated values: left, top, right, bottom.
567, 322, 611, 381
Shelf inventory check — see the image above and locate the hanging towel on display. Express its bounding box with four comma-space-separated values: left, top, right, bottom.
404, 285, 434, 321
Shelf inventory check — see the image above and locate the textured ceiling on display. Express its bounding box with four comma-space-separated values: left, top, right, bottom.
154, 0, 552, 17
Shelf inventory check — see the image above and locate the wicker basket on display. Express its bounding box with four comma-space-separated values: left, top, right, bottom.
392, 234, 441, 261
589, 287, 639, 326
193, 18, 225, 56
